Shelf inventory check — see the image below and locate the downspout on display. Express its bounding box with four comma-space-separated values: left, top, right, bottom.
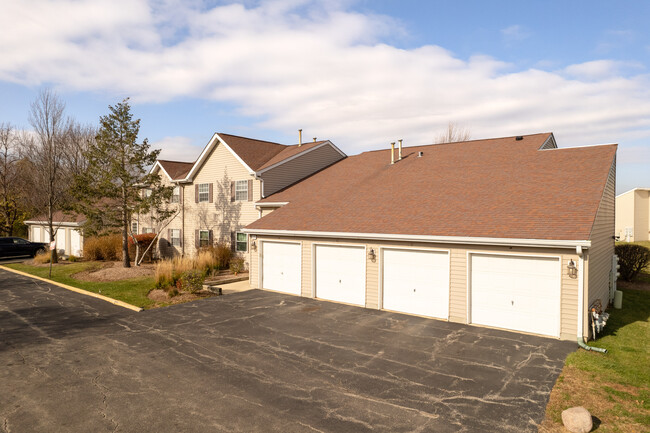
181, 183, 185, 257
576, 246, 607, 353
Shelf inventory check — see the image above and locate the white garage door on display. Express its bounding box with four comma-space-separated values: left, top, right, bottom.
315, 245, 366, 306
56, 228, 66, 253
32, 227, 41, 242
261, 241, 301, 295
382, 249, 449, 319
470, 254, 560, 337
71, 229, 82, 256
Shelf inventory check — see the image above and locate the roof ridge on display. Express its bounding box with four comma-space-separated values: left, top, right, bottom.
358, 133, 553, 155
218, 132, 288, 147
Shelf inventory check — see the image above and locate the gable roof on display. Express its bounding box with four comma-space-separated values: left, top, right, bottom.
247, 133, 617, 242
156, 160, 194, 181
162, 132, 345, 182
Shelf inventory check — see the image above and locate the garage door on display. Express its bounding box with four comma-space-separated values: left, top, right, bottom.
470, 254, 560, 337
382, 249, 449, 319
261, 241, 301, 295
315, 245, 366, 306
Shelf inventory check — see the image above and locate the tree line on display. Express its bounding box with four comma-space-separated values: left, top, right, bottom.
1, 89, 171, 267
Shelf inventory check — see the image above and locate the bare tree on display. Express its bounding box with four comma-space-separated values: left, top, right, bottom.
21, 89, 71, 263
434, 122, 472, 144
0, 123, 25, 236
64, 122, 95, 174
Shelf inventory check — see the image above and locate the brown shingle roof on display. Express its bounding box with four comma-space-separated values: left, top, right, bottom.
25, 211, 86, 225
158, 160, 194, 180
248, 133, 617, 241
257, 141, 328, 171
218, 133, 288, 171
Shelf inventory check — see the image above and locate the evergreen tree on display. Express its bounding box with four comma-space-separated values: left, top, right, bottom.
74, 99, 172, 267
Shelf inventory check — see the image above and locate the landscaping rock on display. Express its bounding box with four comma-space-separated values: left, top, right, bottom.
561, 407, 593, 433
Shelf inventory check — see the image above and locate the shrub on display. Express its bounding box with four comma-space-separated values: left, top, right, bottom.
33, 251, 51, 264
155, 259, 173, 289
615, 243, 650, 282
229, 256, 245, 275
129, 233, 156, 262
196, 248, 218, 274
179, 270, 205, 294
214, 243, 232, 270
68, 255, 79, 262
84, 234, 122, 261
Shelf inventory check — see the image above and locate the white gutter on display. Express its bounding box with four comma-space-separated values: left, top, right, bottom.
240, 229, 591, 249
255, 202, 290, 208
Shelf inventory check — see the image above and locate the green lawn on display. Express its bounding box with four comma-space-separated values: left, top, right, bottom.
4, 262, 156, 309
542, 288, 650, 432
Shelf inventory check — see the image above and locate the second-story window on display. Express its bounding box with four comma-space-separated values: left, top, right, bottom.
198, 183, 209, 202
235, 180, 248, 201
144, 188, 152, 198
171, 186, 180, 203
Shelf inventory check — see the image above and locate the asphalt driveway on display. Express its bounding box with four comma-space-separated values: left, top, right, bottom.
0, 269, 575, 432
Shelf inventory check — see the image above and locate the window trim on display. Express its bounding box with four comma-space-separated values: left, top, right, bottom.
170, 229, 181, 247
235, 232, 247, 252
198, 183, 209, 203
235, 180, 248, 201
199, 229, 210, 247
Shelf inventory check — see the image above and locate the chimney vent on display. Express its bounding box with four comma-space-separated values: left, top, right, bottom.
398, 139, 403, 160
390, 142, 395, 164
313, 137, 317, 142
515, 136, 523, 141
418, 151, 424, 157
298, 129, 302, 146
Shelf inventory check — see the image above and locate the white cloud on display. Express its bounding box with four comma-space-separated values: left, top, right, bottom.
1, 0, 650, 154
151, 136, 202, 162
500, 24, 530, 42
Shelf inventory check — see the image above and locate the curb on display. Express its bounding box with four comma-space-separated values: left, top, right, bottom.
0, 265, 143, 312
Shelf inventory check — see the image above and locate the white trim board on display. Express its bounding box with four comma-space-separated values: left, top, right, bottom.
242, 229, 591, 249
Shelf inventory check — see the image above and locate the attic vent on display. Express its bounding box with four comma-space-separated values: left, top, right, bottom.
515, 136, 524, 141
418, 151, 424, 157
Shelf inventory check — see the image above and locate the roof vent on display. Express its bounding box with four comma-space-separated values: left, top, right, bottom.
313, 137, 317, 142
515, 136, 523, 141
298, 129, 302, 146
418, 151, 424, 157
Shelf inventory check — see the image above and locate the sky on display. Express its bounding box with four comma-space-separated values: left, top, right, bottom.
1, 0, 649, 194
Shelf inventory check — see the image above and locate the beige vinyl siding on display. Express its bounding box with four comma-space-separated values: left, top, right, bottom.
587, 160, 616, 311
248, 235, 579, 340
260, 144, 344, 196
260, 207, 277, 217
181, 143, 262, 266
615, 190, 636, 241
635, 189, 650, 241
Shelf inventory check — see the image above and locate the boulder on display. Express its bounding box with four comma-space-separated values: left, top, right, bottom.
561, 407, 593, 433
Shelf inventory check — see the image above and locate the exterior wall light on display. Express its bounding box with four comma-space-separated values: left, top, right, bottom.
368, 248, 376, 261
251, 240, 257, 251
567, 259, 577, 278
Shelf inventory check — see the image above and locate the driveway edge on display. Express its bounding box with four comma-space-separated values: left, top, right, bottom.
0, 265, 143, 312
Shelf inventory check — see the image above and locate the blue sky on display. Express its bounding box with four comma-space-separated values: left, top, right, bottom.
1, 0, 648, 193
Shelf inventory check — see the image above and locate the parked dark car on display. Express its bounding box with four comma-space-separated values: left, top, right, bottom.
0, 237, 48, 258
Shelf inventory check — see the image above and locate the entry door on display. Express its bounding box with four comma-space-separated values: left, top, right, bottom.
382, 249, 449, 319
261, 241, 301, 295
314, 245, 366, 306
470, 254, 560, 337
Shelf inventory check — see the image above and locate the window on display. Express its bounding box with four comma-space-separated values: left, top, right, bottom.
171, 229, 181, 247
198, 183, 209, 202
236, 232, 247, 252
13, 238, 28, 245
199, 230, 210, 247
144, 188, 152, 198
131, 222, 138, 234
143, 228, 154, 234
235, 180, 248, 201
171, 186, 180, 203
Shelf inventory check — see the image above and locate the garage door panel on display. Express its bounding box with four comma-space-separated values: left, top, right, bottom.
383, 249, 449, 319
261, 242, 301, 295
470, 254, 560, 337
315, 245, 365, 306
